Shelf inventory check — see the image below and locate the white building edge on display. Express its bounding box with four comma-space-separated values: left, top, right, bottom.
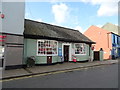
0, 1, 25, 69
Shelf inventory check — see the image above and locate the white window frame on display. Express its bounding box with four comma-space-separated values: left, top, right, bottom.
37, 40, 58, 56
74, 43, 87, 55
62, 43, 72, 61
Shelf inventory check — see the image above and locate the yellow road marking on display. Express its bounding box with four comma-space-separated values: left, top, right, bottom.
0, 69, 77, 82
1, 65, 103, 82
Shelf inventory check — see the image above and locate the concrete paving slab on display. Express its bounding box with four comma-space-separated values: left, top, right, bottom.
2, 68, 30, 79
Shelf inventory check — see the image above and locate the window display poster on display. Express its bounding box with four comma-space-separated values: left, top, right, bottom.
58, 48, 62, 56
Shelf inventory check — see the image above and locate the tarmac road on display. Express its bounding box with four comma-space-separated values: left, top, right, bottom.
2, 64, 118, 88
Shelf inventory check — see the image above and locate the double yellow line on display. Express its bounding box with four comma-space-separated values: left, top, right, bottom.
0, 66, 95, 82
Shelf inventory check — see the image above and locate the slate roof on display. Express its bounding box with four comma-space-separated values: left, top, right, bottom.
102, 23, 120, 36
24, 19, 95, 44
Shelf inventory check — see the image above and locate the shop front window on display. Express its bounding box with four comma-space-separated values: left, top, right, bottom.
37, 40, 58, 55
74, 43, 86, 55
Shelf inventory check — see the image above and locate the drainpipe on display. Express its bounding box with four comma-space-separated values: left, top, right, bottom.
89, 44, 91, 56
107, 32, 112, 59
107, 32, 111, 48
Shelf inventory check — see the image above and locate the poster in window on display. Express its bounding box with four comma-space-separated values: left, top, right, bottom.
58, 48, 62, 56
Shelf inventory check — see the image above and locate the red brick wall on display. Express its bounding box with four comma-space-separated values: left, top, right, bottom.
84, 26, 112, 60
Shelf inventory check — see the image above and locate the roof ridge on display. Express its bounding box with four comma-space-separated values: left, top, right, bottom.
89, 25, 112, 33
102, 22, 118, 27
25, 19, 80, 33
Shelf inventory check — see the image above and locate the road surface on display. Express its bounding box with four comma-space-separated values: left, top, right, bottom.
2, 64, 118, 88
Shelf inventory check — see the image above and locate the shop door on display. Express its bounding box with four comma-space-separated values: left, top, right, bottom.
0, 46, 4, 67
94, 51, 100, 60
64, 45, 69, 62
47, 56, 52, 64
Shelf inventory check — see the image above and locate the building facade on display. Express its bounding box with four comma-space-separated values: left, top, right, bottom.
102, 23, 120, 59
102, 23, 120, 36
84, 25, 120, 60
111, 33, 120, 59
0, 1, 25, 69
23, 19, 95, 65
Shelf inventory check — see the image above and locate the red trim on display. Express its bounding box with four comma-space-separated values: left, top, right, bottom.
0, 35, 7, 38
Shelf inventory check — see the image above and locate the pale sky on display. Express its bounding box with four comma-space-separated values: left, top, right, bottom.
25, 0, 118, 33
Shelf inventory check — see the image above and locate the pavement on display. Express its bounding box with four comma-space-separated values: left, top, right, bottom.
1, 59, 119, 80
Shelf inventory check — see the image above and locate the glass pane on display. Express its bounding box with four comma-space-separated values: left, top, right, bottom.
41, 42, 44, 47
37, 40, 57, 55
75, 43, 86, 54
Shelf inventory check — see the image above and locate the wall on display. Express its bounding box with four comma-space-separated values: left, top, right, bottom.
111, 33, 120, 58
72, 44, 90, 61
4, 35, 24, 66
24, 39, 60, 64
84, 25, 112, 60
24, 39, 91, 64
0, 1, 2, 32
1, 2, 25, 35
102, 23, 119, 36
0, 2, 25, 68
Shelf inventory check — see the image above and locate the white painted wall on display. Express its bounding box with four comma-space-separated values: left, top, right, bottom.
1, 2, 25, 35
0, 0, 2, 33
